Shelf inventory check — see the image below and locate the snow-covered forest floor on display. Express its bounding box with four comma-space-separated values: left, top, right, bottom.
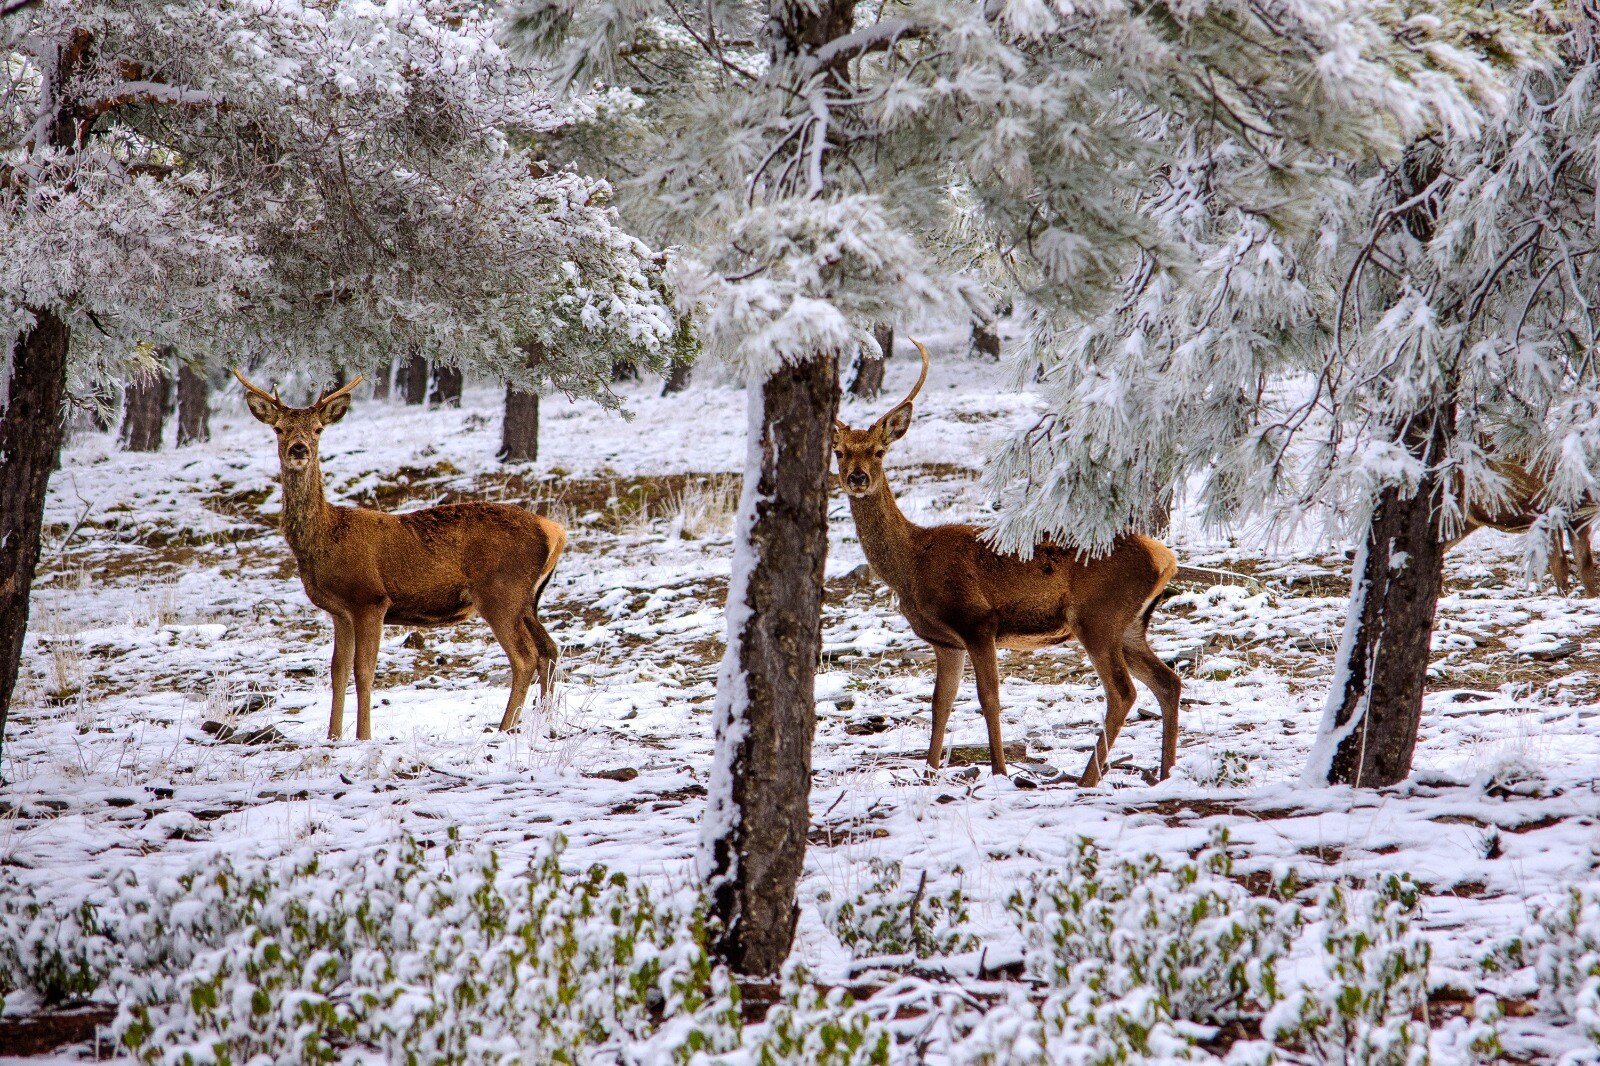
6, 333, 1600, 1062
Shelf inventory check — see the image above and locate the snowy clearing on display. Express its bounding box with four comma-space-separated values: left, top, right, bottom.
5, 341, 1600, 1062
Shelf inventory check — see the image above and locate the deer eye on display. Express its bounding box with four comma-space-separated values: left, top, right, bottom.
873, 449, 885, 458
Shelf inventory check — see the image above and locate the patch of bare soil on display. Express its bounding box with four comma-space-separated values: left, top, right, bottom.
0, 1004, 114, 1056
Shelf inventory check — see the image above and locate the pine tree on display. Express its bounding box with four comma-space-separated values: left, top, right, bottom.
510, 0, 1518, 967
0, 0, 679, 760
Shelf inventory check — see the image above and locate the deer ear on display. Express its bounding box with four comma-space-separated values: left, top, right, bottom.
244, 393, 282, 426
879, 403, 913, 443
318, 394, 354, 426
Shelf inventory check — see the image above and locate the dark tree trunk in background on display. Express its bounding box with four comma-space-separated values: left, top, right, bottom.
400, 351, 429, 405
499, 386, 539, 463
120, 364, 168, 452
429, 364, 463, 407
612, 360, 640, 384
176, 362, 210, 446
971, 320, 1001, 361
1310, 404, 1454, 789
704, 352, 839, 977
0, 309, 71, 766
661, 359, 693, 396
371, 359, 393, 400
849, 324, 891, 399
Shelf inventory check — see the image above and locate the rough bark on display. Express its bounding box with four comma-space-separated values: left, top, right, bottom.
429, 364, 463, 407
849, 325, 891, 399
175, 361, 210, 446
371, 359, 393, 400
119, 364, 168, 452
499, 385, 539, 463
1309, 404, 1454, 789
0, 309, 71, 764
661, 359, 693, 396
399, 351, 429, 405
703, 352, 839, 976
971, 320, 1001, 361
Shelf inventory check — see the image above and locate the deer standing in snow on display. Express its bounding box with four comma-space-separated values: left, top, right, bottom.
832, 342, 1182, 786
236, 371, 566, 740
1446, 460, 1597, 596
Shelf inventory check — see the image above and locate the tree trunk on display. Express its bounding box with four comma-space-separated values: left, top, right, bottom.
971, 320, 1001, 361
120, 365, 168, 452
661, 359, 693, 396
701, 352, 839, 976
0, 309, 71, 763
176, 362, 210, 446
400, 351, 429, 405
1305, 405, 1454, 789
849, 325, 891, 399
612, 360, 640, 384
371, 358, 393, 401
500, 386, 539, 463
429, 364, 463, 407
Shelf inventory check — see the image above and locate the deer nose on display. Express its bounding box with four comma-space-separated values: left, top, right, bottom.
847, 471, 869, 489
287, 442, 310, 461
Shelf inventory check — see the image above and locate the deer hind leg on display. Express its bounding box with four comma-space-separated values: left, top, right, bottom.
523, 613, 560, 706
965, 633, 1009, 776
1574, 519, 1598, 597
1078, 632, 1138, 788
328, 613, 355, 741
481, 603, 537, 732
1548, 527, 1574, 594
1122, 622, 1182, 781
352, 604, 386, 742
925, 645, 965, 771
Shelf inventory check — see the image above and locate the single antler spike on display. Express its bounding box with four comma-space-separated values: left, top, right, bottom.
315, 375, 366, 408
873, 339, 930, 427
234, 368, 284, 408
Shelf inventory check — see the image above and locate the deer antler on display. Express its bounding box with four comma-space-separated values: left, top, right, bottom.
877, 339, 930, 422
315, 375, 366, 408
233, 368, 282, 407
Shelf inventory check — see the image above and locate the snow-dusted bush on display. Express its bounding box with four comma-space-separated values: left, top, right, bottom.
1009, 833, 1302, 1026
820, 859, 978, 960
2, 834, 747, 1063
0, 895, 115, 1007
1265, 875, 1488, 1066
754, 963, 890, 1066
1490, 885, 1600, 1041
945, 985, 1225, 1066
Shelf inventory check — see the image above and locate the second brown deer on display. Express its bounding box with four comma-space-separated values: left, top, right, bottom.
833, 342, 1182, 787
1447, 460, 1597, 596
237, 371, 567, 740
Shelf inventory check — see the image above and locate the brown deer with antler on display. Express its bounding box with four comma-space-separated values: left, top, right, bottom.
236, 371, 566, 740
1447, 460, 1597, 596
832, 342, 1182, 787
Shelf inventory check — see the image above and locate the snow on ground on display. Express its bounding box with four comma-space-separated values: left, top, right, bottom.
6, 332, 1600, 1061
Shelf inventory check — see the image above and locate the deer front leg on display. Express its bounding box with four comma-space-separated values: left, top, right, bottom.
352, 603, 387, 741
328, 613, 355, 740
925, 645, 964, 771
966, 634, 1008, 776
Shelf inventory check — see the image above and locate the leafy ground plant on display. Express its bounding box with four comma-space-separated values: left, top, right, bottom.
1009, 831, 1303, 1026
1487, 883, 1600, 1041
1266, 875, 1500, 1066
820, 859, 979, 959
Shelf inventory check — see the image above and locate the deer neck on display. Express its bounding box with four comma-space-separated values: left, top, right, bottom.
278, 458, 332, 561
847, 476, 921, 590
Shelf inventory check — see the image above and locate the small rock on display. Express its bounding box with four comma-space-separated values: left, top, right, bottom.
1519, 639, 1577, 662
202, 720, 292, 746
586, 767, 639, 782
403, 631, 428, 650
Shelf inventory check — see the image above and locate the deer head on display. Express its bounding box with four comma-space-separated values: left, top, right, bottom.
833, 339, 930, 497
235, 371, 364, 472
